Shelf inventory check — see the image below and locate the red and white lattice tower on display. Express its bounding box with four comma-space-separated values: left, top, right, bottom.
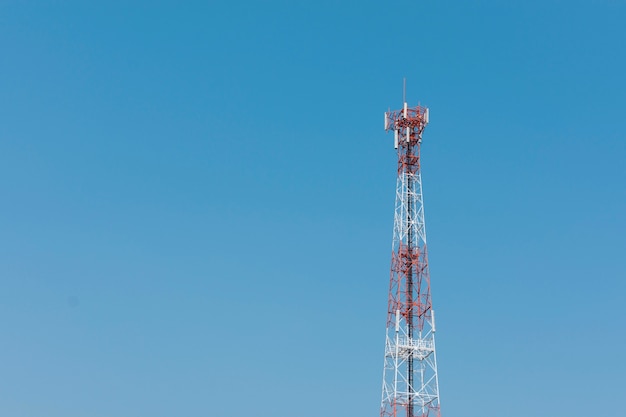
380, 100, 441, 417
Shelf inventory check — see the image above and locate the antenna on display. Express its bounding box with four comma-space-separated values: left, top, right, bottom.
403, 78, 406, 103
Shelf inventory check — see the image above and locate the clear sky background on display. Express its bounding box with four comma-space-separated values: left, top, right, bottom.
1, 1, 625, 416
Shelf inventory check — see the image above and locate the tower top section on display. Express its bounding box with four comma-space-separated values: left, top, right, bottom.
384, 102, 429, 149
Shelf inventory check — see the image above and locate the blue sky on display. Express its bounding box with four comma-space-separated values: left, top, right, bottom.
1, 1, 625, 416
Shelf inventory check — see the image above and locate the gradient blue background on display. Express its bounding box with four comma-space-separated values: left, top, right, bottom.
1, 1, 625, 416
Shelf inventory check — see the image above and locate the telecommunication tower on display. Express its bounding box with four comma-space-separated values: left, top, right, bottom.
380, 99, 441, 417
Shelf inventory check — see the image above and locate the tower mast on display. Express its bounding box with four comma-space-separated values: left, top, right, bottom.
381, 98, 441, 417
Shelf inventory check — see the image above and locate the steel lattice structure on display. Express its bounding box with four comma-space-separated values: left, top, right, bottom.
380, 101, 441, 417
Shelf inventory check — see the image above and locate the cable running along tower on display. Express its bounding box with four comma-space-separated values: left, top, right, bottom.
380, 99, 441, 417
